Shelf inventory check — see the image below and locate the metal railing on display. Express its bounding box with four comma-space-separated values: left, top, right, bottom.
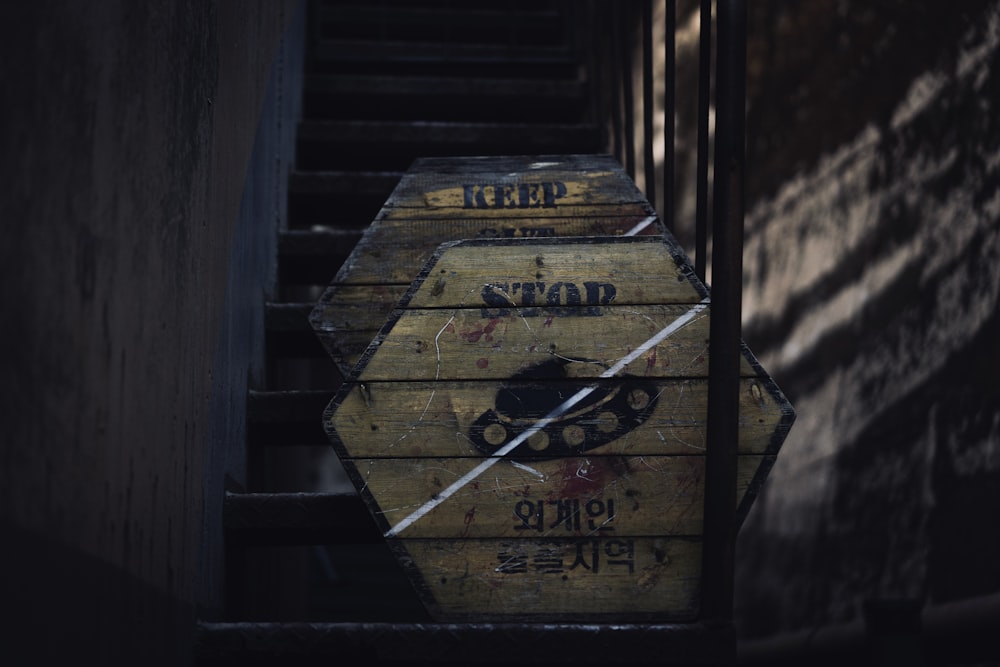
587, 0, 747, 631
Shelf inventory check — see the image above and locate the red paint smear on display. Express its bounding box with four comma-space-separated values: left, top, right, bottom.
476, 357, 489, 369
646, 349, 657, 370
553, 458, 615, 498
543, 316, 555, 328
462, 506, 477, 537
482, 318, 499, 342
460, 318, 500, 343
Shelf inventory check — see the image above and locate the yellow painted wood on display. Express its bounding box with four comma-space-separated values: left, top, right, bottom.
350, 455, 763, 539
313, 155, 667, 377
311, 284, 409, 334
377, 155, 654, 222
332, 378, 784, 457
405, 237, 701, 308
404, 537, 701, 619
314, 179, 795, 621
333, 215, 661, 285
355, 305, 757, 381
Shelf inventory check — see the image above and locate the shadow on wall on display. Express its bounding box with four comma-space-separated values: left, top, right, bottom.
734, 0, 1000, 640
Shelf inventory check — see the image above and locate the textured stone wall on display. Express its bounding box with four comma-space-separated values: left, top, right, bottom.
735, 0, 1000, 638
0, 1, 301, 663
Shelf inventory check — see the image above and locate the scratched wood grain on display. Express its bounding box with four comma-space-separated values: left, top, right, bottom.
310, 155, 666, 377
334, 216, 660, 285
351, 305, 765, 382
320, 183, 796, 622
375, 154, 655, 222
345, 455, 764, 539
329, 378, 785, 458
402, 536, 702, 620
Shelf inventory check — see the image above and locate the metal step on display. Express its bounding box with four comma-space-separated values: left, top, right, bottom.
247, 389, 335, 446
315, 5, 566, 48
311, 39, 578, 78
265, 303, 327, 359
295, 120, 603, 171
224, 492, 380, 545
196, 620, 732, 665
278, 229, 363, 286
303, 73, 586, 122
287, 171, 402, 229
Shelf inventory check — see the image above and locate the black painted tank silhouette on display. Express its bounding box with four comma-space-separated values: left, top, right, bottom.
468, 357, 659, 460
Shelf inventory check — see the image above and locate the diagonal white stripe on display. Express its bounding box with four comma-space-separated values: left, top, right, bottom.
382, 296, 711, 538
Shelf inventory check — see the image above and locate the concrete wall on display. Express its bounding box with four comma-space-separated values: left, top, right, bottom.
734, 0, 1000, 639
0, 1, 302, 663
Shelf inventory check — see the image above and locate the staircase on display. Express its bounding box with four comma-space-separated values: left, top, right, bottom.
195, 1, 653, 663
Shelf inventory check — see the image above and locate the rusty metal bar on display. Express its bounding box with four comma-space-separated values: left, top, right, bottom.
664, 0, 677, 233
197, 620, 736, 664
642, 0, 656, 211
609, 3, 624, 163
701, 0, 746, 636
620, 3, 636, 179
224, 492, 383, 545
694, 0, 712, 282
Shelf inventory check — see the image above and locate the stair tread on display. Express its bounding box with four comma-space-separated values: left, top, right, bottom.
297, 119, 601, 143
196, 620, 731, 662
313, 39, 575, 66
305, 73, 584, 98
288, 170, 403, 194
280, 228, 364, 255
224, 492, 381, 545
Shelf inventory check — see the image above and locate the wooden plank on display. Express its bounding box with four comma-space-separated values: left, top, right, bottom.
342, 456, 764, 539
329, 378, 785, 458
353, 305, 763, 381
374, 156, 655, 222
402, 236, 701, 307
327, 216, 660, 285
402, 537, 702, 620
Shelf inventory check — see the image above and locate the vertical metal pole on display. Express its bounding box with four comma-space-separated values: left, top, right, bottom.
663, 0, 676, 233
694, 0, 712, 282
701, 0, 746, 634
642, 0, 657, 212
621, 3, 636, 179
610, 4, 624, 164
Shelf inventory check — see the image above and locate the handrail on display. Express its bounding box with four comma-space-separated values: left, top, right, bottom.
587, 0, 747, 635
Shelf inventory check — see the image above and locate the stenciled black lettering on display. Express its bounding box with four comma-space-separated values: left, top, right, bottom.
479, 280, 617, 318
584, 281, 617, 315
546, 281, 581, 306
480, 282, 511, 318
494, 184, 517, 209
461, 184, 488, 209
463, 182, 565, 209
542, 181, 567, 207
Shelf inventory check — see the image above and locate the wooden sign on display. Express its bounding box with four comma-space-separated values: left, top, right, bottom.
310, 155, 661, 376
323, 236, 795, 621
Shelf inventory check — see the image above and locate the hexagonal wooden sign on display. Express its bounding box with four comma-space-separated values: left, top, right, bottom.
310, 154, 662, 377
323, 235, 795, 621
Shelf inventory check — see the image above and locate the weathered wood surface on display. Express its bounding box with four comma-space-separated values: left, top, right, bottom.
323, 236, 795, 621
310, 154, 662, 376
402, 537, 703, 620
328, 378, 783, 458
352, 306, 763, 381
344, 456, 765, 539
